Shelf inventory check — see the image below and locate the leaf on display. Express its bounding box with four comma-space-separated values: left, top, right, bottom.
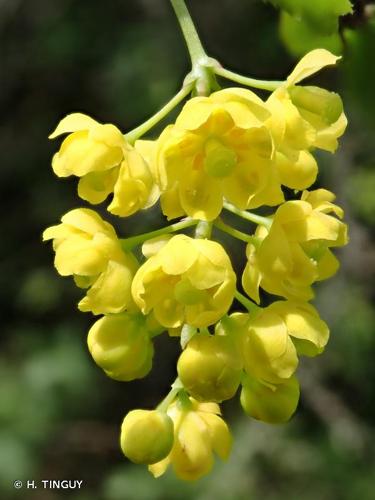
343, 18, 375, 129
280, 12, 343, 57
266, 0, 353, 35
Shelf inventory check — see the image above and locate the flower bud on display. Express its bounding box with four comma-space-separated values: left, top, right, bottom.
149, 398, 231, 480
120, 410, 174, 464
87, 313, 154, 381
240, 374, 300, 424
177, 333, 242, 402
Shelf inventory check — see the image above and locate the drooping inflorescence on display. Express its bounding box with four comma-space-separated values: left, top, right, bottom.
43, 45, 348, 481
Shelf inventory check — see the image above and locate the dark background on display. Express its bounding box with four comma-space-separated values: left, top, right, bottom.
1, 1, 374, 499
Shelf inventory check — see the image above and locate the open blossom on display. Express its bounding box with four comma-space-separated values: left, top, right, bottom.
243, 189, 348, 302
224, 298, 328, 386
131, 234, 236, 328
155, 88, 284, 221
149, 399, 231, 480
43, 208, 138, 314
49, 113, 158, 216
266, 49, 347, 190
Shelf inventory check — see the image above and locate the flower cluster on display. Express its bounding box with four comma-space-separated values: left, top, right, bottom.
44, 49, 348, 481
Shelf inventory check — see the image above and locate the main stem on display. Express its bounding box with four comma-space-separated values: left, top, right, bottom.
170, 0, 206, 66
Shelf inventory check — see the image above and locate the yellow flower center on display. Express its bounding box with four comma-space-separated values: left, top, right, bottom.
174, 278, 206, 305
203, 139, 237, 178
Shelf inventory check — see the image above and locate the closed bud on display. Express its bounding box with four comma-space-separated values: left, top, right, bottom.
149, 398, 232, 480
240, 374, 300, 424
87, 313, 154, 381
120, 410, 174, 464
177, 333, 242, 402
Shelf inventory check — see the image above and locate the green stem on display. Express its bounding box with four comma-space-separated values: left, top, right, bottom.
121, 218, 198, 251
170, 0, 206, 66
234, 290, 260, 313
125, 83, 193, 144
157, 378, 184, 413
214, 66, 284, 92
194, 220, 213, 239
214, 218, 253, 243
223, 201, 272, 230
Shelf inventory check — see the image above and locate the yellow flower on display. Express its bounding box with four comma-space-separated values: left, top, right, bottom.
242, 189, 348, 302
49, 113, 157, 216
43, 208, 138, 314
120, 409, 174, 465
131, 234, 236, 328
177, 332, 242, 402
225, 299, 328, 384
87, 313, 154, 381
241, 373, 300, 424
155, 88, 284, 221
266, 49, 347, 190
149, 398, 231, 480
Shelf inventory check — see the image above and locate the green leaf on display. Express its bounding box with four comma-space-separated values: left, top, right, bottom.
343, 18, 375, 129
266, 0, 353, 35
280, 12, 343, 57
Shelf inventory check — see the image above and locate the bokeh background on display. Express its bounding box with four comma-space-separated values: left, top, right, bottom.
1, 1, 375, 499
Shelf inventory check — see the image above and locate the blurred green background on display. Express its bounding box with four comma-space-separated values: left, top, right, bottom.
1, 0, 374, 499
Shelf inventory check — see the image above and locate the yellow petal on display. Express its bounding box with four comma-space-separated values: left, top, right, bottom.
159, 235, 198, 275
78, 258, 135, 315
242, 260, 261, 304
175, 97, 213, 130
212, 88, 271, 126
108, 159, 151, 217
89, 123, 125, 149
314, 112, 347, 152
316, 249, 339, 280
198, 413, 232, 460
191, 238, 233, 274
258, 223, 293, 276
244, 310, 298, 383
286, 49, 340, 86
141, 235, 173, 259
160, 184, 186, 221
172, 412, 213, 481
153, 297, 185, 329
61, 208, 113, 236
270, 301, 329, 355
178, 168, 223, 221
53, 237, 107, 276
49, 113, 99, 138
52, 131, 123, 177
241, 374, 300, 424
276, 150, 318, 190
77, 168, 118, 204
148, 457, 170, 478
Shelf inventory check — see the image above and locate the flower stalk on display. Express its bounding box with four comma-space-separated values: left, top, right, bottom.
125, 83, 194, 143
121, 218, 198, 251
